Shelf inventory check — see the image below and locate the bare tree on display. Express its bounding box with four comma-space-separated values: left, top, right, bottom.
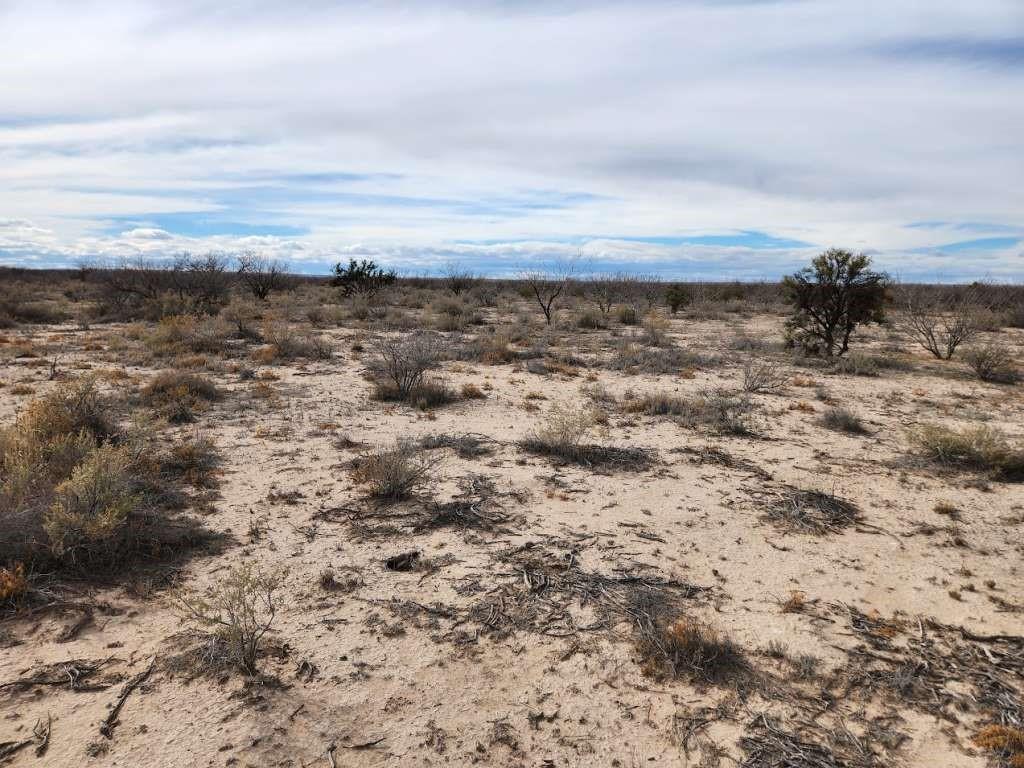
443, 262, 477, 295
586, 273, 630, 316
897, 283, 987, 360
522, 260, 576, 325
237, 252, 290, 300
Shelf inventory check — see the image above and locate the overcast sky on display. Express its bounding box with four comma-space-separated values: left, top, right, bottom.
1, 0, 1022, 279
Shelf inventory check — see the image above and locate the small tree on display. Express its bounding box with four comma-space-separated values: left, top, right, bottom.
331, 259, 396, 298
237, 253, 290, 301
666, 284, 690, 314
783, 248, 887, 357
522, 262, 575, 325
586, 273, 630, 317
372, 331, 444, 400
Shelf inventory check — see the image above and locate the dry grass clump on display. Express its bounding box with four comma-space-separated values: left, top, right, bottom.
351, 440, 438, 501
162, 433, 219, 488
519, 403, 654, 469
146, 314, 230, 357
636, 612, 748, 684
821, 406, 868, 434
142, 370, 221, 423
0, 378, 217, 578
609, 341, 721, 374
763, 488, 862, 534
911, 424, 1024, 481
624, 388, 753, 434
465, 332, 516, 364
460, 382, 487, 399
256, 321, 332, 362
964, 344, 1020, 384
972, 725, 1024, 768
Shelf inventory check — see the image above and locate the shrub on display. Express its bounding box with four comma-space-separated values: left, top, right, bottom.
821, 407, 867, 434
142, 371, 221, 423
641, 313, 670, 346
351, 440, 437, 501
461, 382, 486, 399
666, 284, 690, 314
259, 322, 332, 361
331, 258, 396, 298
44, 444, 138, 564
0, 563, 28, 608
897, 284, 986, 360
522, 403, 596, 459
371, 331, 444, 401
783, 248, 887, 356
576, 309, 606, 329
697, 388, 754, 435
741, 360, 787, 393
178, 562, 286, 675
964, 344, 1019, 384
616, 304, 639, 325
637, 614, 747, 684
911, 424, 1024, 480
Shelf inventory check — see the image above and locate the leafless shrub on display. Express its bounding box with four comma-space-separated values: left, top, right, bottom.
371, 331, 444, 400
521, 262, 575, 325
742, 360, 788, 393
964, 344, 1020, 384
635, 606, 748, 684
236, 252, 291, 301
519, 403, 654, 469
351, 440, 439, 501
443, 262, 477, 295
897, 284, 987, 360
142, 371, 221, 423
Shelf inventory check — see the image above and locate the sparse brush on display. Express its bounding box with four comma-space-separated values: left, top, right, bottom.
764, 487, 862, 534
741, 359, 788, 394
821, 406, 867, 434
911, 423, 1024, 480
352, 440, 438, 501
177, 562, 286, 675
142, 370, 221, 423
163, 433, 219, 487
964, 344, 1020, 384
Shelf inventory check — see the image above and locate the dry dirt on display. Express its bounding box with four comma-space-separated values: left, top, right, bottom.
1, 307, 1022, 767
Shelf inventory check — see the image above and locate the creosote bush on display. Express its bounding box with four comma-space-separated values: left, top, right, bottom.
177, 562, 286, 675
371, 330, 444, 401
741, 359, 788, 393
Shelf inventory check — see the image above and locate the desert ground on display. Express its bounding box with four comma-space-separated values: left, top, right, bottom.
1, 267, 1022, 767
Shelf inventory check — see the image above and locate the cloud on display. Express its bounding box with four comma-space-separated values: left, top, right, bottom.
0, 0, 1021, 278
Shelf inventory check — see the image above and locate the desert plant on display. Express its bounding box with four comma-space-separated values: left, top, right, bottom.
142, 371, 221, 423
522, 402, 596, 458
665, 284, 690, 314
331, 258, 396, 298
783, 248, 888, 356
178, 562, 286, 675
821, 407, 867, 434
636, 613, 747, 684
522, 264, 574, 325
897, 283, 986, 360
741, 360, 787, 393
911, 423, 1024, 480
964, 344, 1019, 384
352, 440, 437, 501
371, 331, 444, 401
236, 252, 290, 301
443, 262, 477, 295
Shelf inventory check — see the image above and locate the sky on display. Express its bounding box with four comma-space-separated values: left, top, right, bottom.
1, 0, 1022, 280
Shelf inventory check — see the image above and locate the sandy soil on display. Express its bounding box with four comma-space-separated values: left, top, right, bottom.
1, 310, 1022, 767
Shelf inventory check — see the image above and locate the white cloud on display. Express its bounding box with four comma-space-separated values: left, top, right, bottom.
0, 0, 1022, 278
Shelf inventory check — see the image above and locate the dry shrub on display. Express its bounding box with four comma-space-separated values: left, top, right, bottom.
0, 377, 218, 580
522, 402, 596, 458
624, 392, 692, 416
911, 424, 1024, 481
641, 312, 670, 346
352, 440, 438, 501
821, 406, 867, 434
258, 321, 332, 361
741, 359, 788, 393
471, 333, 516, 364
461, 382, 486, 399
371, 330, 443, 400
0, 563, 28, 608
964, 344, 1020, 384
973, 725, 1024, 767
177, 562, 286, 675
142, 371, 221, 423
163, 433, 219, 487
146, 314, 229, 357
637, 615, 747, 684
